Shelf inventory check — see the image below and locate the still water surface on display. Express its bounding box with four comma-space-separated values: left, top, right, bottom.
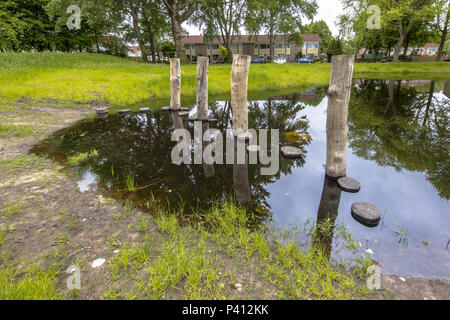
31, 79, 450, 279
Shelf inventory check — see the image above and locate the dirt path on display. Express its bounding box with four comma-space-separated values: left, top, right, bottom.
0, 105, 448, 300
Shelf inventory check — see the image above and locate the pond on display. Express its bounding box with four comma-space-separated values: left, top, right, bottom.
31, 79, 450, 280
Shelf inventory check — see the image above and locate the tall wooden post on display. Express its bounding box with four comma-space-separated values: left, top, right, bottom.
197, 57, 209, 120
231, 54, 251, 135
170, 58, 181, 110
326, 54, 354, 179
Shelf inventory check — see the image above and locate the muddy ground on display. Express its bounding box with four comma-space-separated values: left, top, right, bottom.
0, 104, 448, 300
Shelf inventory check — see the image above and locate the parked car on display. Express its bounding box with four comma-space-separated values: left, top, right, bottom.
274, 58, 287, 64
251, 58, 263, 64
297, 58, 313, 64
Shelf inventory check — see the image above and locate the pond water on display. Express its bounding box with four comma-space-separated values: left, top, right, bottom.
31, 79, 450, 279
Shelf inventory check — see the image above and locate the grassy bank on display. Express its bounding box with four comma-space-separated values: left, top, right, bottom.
0, 52, 448, 109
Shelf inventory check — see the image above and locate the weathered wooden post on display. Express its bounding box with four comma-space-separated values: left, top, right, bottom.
326, 54, 354, 179
196, 57, 209, 120
170, 58, 181, 111
231, 54, 251, 135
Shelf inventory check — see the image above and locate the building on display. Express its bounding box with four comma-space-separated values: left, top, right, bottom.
182, 34, 322, 63
127, 46, 142, 58
406, 43, 439, 56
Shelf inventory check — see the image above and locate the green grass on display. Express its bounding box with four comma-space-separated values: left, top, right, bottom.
1, 204, 23, 217
0, 124, 33, 137
1, 52, 447, 109
0, 257, 61, 300
105, 201, 371, 300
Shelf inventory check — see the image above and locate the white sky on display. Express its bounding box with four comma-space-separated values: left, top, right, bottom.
182, 0, 344, 37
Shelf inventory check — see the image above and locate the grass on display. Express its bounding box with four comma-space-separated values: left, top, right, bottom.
105, 201, 372, 300
0, 124, 33, 138
1, 204, 23, 217
0, 52, 448, 109
0, 257, 61, 300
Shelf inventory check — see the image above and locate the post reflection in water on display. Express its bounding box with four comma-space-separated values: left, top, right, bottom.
315, 177, 342, 258
233, 136, 251, 205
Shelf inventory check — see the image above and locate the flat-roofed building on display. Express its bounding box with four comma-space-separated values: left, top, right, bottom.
182, 34, 322, 63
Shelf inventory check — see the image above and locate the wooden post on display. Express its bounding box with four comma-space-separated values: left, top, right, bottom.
170, 58, 181, 110
326, 54, 354, 179
197, 57, 209, 120
231, 54, 251, 135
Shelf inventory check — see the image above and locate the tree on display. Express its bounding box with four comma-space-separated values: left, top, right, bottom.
326, 37, 343, 61
341, 0, 439, 61
191, 0, 246, 63
141, 0, 170, 63
434, 0, 450, 60
162, 0, 198, 63
245, 0, 317, 61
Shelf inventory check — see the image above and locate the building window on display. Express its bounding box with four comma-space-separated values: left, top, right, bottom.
211, 45, 219, 50
260, 44, 270, 49
276, 44, 284, 49
207, 45, 210, 49
231, 44, 238, 50
287, 44, 290, 49
308, 43, 316, 49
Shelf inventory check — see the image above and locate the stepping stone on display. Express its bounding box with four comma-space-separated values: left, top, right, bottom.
118, 109, 131, 115
247, 145, 260, 153
161, 107, 171, 111
139, 108, 150, 112
337, 177, 361, 193
178, 111, 189, 117
281, 146, 302, 159
351, 202, 381, 227
179, 107, 190, 112
96, 107, 108, 115
208, 118, 218, 123
96, 114, 108, 119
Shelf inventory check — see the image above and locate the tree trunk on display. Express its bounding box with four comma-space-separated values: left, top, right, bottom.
437, 8, 449, 61
142, 8, 157, 63
269, 27, 274, 61
326, 55, 355, 179
393, 34, 405, 62
130, 7, 149, 63
170, 15, 188, 63
403, 34, 410, 56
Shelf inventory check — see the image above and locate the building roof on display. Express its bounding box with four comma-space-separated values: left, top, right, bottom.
128, 46, 141, 52
182, 34, 321, 44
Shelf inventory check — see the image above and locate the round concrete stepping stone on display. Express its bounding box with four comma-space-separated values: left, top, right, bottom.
351, 202, 381, 227
96, 114, 108, 119
281, 146, 302, 159
178, 111, 189, 117
118, 109, 131, 115
208, 118, 218, 123
161, 107, 171, 111
247, 145, 260, 153
337, 177, 361, 193
179, 107, 190, 112
96, 107, 108, 115
139, 108, 150, 112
